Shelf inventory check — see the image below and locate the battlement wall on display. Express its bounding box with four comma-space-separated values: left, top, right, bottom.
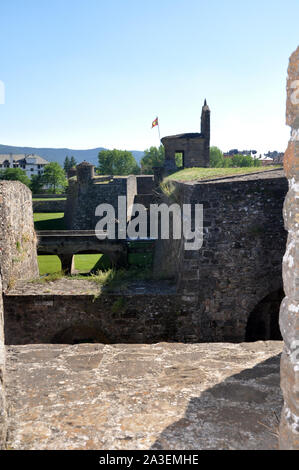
0, 181, 39, 290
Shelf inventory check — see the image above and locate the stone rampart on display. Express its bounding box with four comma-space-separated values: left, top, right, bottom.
32, 199, 65, 213
154, 170, 288, 342
136, 175, 155, 195
0, 181, 39, 290
0, 181, 39, 449
4, 288, 182, 345
64, 175, 137, 230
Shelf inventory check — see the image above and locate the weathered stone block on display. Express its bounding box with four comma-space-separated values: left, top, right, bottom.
279, 404, 299, 450
0, 276, 7, 450
282, 236, 299, 300
280, 350, 299, 416
0, 181, 39, 290
286, 46, 299, 129
284, 140, 299, 180
279, 45, 299, 450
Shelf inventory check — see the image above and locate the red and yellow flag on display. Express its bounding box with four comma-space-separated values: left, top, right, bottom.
152, 117, 158, 128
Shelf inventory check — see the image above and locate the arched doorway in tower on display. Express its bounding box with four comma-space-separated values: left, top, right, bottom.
245, 289, 284, 342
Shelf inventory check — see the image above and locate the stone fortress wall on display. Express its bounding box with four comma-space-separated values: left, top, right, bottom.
32, 199, 65, 213
0, 181, 39, 291
4, 170, 289, 346
64, 162, 138, 230
153, 170, 288, 342
0, 181, 39, 449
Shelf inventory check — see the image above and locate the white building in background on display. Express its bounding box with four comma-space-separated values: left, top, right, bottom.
0, 153, 50, 178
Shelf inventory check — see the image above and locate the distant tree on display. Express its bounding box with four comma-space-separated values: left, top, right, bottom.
0, 168, 31, 187
210, 146, 224, 167
42, 162, 68, 193
231, 154, 254, 167
97, 149, 140, 175
209, 148, 260, 168
63, 155, 77, 173
30, 174, 44, 193
140, 145, 165, 174
63, 156, 70, 172
222, 157, 233, 167
70, 156, 77, 168
253, 158, 262, 167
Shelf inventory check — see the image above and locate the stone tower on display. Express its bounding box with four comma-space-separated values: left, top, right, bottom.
76, 161, 94, 185
76, 161, 95, 194
160, 99, 211, 174
201, 99, 210, 166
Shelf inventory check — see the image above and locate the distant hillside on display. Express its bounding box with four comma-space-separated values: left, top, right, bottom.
0, 144, 144, 167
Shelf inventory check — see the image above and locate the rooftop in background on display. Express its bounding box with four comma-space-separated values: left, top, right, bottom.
0, 154, 50, 165
0, 153, 50, 178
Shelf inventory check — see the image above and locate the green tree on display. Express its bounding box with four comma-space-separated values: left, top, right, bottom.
63, 155, 77, 173
140, 145, 165, 174
70, 156, 77, 168
97, 149, 140, 175
30, 173, 44, 193
253, 158, 262, 167
223, 157, 233, 167
42, 162, 68, 193
63, 156, 70, 172
210, 146, 224, 167
231, 154, 254, 167
0, 168, 31, 187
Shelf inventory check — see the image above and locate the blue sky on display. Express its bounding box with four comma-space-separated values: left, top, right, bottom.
0, 0, 298, 154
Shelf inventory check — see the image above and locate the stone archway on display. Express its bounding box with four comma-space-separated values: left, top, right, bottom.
52, 325, 110, 344
245, 289, 284, 342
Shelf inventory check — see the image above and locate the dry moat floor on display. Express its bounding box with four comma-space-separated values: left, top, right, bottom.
5, 341, 282, 450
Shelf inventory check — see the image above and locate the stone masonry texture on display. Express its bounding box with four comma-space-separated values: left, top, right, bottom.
32, 199, 65, 213
5, 341, 282, 450
0, 275, 7, 449
0, 181, 39, 448
0, 181, 39, 290
154, 170, 288, 342
279, 46, 299, 450
64, 173, 137, 231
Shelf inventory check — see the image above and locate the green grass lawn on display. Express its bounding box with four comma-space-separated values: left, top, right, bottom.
38, 252, 151, 275
164, 166, 282, 182
38, 254, 106, 275
34, 213, 66, 230
33, 197, 66, 201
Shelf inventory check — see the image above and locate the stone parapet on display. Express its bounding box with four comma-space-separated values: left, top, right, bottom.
0, 181, 39, 291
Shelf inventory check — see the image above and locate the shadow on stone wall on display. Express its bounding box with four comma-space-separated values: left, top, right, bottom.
151, 354, 282, 450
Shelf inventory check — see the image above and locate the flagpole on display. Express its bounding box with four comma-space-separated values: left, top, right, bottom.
152, 116, 161, 145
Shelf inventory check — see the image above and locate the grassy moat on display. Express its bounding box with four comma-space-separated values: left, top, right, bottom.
34, 213, 153, 278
